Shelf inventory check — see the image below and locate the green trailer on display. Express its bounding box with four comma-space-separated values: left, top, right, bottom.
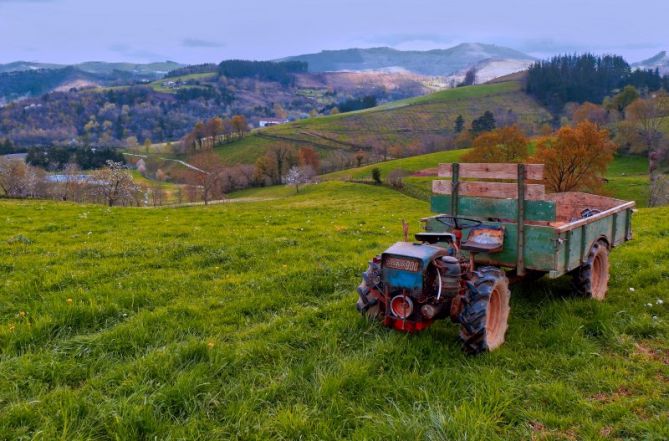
356, 163, 635, 353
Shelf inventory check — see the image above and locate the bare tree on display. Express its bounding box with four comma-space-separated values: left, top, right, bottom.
183, 152, 226, 205
0, 158, 45, 198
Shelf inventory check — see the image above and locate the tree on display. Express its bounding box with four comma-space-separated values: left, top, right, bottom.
143, 138, 152, 153
462, 126, 529, 163
626, 93, 669, 205
470, 111, 496, 135
283, 166, 312, 193
533, 121, 616, 193
371, 167, 381, 184
184, 152, 226, 205
90, 160, 138, 206
607, 85, 640, 115
231, 115, 248, 138
273, 103, 288, 120
298, 147, 320, 172
571, 102, 608, 126
264, 143, 296, 184
454, 115, 465, 133
355, 150, 366, 167
459, 68, 477, 87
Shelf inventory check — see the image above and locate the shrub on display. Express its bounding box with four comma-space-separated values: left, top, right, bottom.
387, 168, 409, 189
371, 168, 381, 184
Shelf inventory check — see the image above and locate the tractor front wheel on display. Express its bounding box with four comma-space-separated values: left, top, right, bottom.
459, 267, 511, 354
572, 240, 610, 300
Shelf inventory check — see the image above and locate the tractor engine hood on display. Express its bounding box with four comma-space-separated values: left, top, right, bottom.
382, 242, 444, 290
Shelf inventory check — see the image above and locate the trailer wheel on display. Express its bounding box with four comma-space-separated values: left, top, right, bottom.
572, 240, 610, 300
459, 267, 511, 354
356, 262, 384, 320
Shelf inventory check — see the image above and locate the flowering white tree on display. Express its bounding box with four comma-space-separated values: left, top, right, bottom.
90, 160, 138, 206
283, 166, 313, 193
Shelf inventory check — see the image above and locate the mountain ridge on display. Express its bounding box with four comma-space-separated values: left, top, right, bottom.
633, 51, 669, 75
278, 43, 536, 76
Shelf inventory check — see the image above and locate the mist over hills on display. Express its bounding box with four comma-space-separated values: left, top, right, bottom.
633, 51, 669, 75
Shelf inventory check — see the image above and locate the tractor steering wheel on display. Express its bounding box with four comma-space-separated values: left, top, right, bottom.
435, 215, 482, 230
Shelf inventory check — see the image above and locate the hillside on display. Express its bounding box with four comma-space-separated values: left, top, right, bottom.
280, 43, 535, 76
633, 51, 669, 75
215, 80, 553, 166
0, 182, 667, 439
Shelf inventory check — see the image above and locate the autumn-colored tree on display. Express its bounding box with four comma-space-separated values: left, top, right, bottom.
231, 115, 248, 138
533, 121, 616, 193
355, 150, 366, 167
462, 126, 529, 163
206, 117, 225, 144
571, 102, 608, 126
298, 147, 320, 172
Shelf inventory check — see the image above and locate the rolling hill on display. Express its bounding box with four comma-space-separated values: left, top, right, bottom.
0, 181, 666, 439
214, 80, 553, 166
279, 43, 535, 76
0, 60, 183, 76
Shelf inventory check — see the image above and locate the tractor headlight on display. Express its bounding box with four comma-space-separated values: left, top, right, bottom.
390, 295, 414, 319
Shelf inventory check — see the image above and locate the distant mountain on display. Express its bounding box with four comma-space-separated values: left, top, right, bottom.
279, 43, 535, 76
0, 60, 183, 76
633, 51, 669, 75
0, 61, 185, 102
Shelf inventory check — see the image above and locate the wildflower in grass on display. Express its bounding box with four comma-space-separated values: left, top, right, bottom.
629, 287, 636, 292
8, 324, 15, 332
67, 298, 73, 305
18, 311, 26, 318
207, 341, 215, 349
657, 299, 664, 305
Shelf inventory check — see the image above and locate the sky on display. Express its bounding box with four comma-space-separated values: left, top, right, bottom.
0, 0, 666, 65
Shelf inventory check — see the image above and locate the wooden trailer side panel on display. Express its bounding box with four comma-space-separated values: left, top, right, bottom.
552, 207, 634, 277
431, 195, 557, 222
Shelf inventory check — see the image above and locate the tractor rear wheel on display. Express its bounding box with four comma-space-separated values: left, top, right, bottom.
572, 240, 610, 300
459, 267, 511, 354
356, 262, 384, 320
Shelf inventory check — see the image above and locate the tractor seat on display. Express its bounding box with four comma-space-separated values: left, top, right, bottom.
460, 227, 504, 254
415, 232, 456, 244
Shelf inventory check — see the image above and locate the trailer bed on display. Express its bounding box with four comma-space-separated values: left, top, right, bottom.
425, 163, 635, 278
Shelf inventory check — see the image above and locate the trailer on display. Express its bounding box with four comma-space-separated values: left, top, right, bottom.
356, 163, 635, 353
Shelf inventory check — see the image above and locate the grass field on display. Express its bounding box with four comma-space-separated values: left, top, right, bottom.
0, 182, 667, 439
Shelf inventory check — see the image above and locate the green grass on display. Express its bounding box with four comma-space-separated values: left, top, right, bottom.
322, 149, 469, 181
0, 182, 667, 439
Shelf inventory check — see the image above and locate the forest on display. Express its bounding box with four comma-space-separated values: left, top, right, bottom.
526, 54, 669, 113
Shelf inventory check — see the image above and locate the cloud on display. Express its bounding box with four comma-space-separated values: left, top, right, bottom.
0, 0, 55, 2
182, 38, 225, 48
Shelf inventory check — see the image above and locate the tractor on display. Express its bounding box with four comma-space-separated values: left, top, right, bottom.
356, 163, 635, 353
